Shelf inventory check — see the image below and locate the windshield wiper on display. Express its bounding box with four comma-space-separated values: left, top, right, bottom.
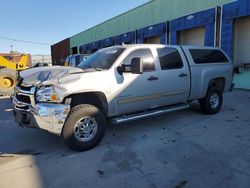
80, 66, 103, 71
93, 67, 103, 71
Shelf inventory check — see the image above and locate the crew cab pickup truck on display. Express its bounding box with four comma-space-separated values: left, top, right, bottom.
13, 44, 234, 151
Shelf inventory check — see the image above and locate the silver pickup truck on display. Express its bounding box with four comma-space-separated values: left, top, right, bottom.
13, 44, 234, 151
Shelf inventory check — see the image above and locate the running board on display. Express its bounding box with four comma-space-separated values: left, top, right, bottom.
112, 104, 190, 124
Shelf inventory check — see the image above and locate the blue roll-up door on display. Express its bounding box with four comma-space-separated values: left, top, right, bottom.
115, 31, 136, 45
79, 44, 88, 54
221, 0, 250, 67
170, 8, 216, 46
137, 22, 167, 44
115, 35, 121, 45
102, 37, 115, 47
178, 27, 205, 46
89, 42, 98, 52
88, 40, 103, 54
233, 16, 250, 66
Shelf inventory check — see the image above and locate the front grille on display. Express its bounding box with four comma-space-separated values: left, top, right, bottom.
16, 94, 31, 104
14, 85, 35, 107
15, 105, 29, 110
19, 85, 32, 91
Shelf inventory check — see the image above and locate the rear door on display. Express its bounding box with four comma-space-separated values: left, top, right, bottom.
156, 46, 190, 106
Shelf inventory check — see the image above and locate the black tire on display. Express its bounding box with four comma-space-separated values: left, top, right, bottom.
62, 104, 106, 152
199, 87, 223, 115
0, 68, 17, 96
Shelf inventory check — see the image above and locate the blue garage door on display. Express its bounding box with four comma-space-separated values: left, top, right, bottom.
170, 8, 216, 46
177, 27, 205, 46
137, 22, 167, 44
115, 31, 136, 45
221, 0, 250, 67
233, 16, 250, 66
89, 42, 99, 54
79, 44, 88, 54
102, 37, 115, 48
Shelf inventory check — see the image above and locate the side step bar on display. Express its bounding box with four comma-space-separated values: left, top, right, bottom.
112, 104, 190, 124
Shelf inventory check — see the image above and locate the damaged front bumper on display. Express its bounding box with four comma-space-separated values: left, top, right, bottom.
13, 97, 70, 135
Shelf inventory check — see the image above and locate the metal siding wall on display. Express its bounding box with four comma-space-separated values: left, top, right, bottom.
221, 0, 250, 59
69, 0, 232, 48
51, 38, 70, 65
205, 23, 216, 46
249, 0, 250, 14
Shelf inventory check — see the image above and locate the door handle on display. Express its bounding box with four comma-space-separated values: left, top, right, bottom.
179, 73, 188, 78
147, 76, 159, 81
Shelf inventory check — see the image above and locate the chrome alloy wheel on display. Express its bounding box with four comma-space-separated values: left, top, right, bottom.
209, 93, 219, 109
74, 117, 98, 142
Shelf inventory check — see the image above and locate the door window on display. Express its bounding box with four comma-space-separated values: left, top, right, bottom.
157, 47, 183, 70
123, 49, 155, 72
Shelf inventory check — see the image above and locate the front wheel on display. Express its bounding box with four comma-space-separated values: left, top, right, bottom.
199, 87, 223, 115
62, 104, 106, 152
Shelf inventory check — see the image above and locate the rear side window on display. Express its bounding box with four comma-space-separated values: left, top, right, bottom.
189, 49, 229, 64
157, 47, 183, 70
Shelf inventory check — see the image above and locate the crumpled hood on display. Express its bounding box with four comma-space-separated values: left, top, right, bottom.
19, 66, 85, 86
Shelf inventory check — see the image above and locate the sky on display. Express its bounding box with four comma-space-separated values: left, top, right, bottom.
0, 0, 149, 55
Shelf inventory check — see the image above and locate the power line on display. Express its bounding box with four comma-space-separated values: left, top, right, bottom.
0, 36, 51, 45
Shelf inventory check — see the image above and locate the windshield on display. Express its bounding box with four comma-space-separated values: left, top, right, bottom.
78, 47, 125, 70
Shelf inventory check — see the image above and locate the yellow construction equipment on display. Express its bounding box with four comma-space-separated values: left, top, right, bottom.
0, 53, 31, 96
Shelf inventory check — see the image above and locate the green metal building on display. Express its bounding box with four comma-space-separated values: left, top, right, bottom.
70, 0, 232, 50
51, 0, 250, 89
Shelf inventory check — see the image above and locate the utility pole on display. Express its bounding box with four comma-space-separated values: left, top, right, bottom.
10, 45, 13, 53
10, 45, 13, 61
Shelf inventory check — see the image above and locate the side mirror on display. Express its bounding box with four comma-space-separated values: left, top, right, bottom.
117, 57, 143, 75
131, 57, 143, 74
117, 64, 126, 74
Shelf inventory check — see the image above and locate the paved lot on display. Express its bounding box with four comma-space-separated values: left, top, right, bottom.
0, 90, 250, 188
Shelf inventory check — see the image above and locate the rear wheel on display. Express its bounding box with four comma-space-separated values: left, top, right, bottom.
62, 104, 106, 152
199, 87, 223, 114
0, 68, 17, 96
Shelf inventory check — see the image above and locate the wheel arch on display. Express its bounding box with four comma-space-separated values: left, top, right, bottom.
67, 92, 108, 117
207, 77, 225, 93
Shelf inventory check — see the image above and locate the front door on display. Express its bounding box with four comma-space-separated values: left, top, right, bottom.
114, 48, 161, 115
